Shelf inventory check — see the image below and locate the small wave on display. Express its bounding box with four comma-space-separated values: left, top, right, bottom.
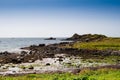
0, 48, 29, 53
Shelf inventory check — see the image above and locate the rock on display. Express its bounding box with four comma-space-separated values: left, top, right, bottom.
30, 45, 37, 47
28, 51, 36, 55
0, 51, 10, 56
28, 65, 34, 69
11, 59, 21, 64
46, 63, 50, 66
28, 51, 33, 55
57, 58, 63, 62
39, 44, 45, 47
111, 51, 120, 56
20, 51, 27, 56
45, 37, 56, 40
59, 42, 70, 44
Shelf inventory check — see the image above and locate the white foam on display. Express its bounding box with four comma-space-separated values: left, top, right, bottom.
0, 48, 29, 53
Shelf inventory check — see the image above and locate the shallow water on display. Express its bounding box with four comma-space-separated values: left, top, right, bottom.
0, 38, 67, 52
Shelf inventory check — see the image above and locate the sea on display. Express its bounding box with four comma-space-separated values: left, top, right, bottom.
0, 38, 68, 52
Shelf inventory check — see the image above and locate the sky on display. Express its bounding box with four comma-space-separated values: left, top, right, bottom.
0, 0, 120, 37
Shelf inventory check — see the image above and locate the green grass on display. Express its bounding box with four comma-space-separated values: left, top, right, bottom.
0, 69, 120, 80
81, 55, 120, 64
73, 38, 120, 50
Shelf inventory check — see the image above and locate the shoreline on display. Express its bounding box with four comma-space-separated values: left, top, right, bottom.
0, 34, 120, 76
0, 38, 70, 53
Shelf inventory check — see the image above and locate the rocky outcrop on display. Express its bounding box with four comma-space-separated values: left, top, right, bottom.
0, 52, 20, 64
66, 33, 107, 42
45, 37, 56, 40
21, 43, 120, 59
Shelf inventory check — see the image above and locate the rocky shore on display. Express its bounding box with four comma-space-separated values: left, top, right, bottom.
0, 42, 120, 64
0, 34, 120, 75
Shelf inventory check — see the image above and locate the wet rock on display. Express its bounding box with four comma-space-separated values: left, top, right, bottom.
30, 45, 37, 47
0, 51, 11, 56
39, 44, 45, 47
20, 51, 27, 56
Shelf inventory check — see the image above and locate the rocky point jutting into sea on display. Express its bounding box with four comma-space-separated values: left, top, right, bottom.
0, 34, 120, 75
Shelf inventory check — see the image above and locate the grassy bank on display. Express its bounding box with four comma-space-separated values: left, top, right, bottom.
73, 38, 120, 50
0, 69, 120, 80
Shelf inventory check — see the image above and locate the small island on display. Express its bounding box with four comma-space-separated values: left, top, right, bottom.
45, 37, 56, 40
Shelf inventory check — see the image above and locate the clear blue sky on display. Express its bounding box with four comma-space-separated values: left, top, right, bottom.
0, 0, 120, 37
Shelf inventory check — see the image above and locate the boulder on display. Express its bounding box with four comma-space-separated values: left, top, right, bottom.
46, 63, 50, 66
39, 44, 45, 47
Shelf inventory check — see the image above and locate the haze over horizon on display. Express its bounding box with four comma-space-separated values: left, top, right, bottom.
0, 0, 120, 37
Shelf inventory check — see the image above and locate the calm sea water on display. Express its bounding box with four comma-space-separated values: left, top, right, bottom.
0, 38, 67, 52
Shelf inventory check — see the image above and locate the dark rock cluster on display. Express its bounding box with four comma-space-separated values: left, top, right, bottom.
45, 37, 56, 40
0, 42, 120, 64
